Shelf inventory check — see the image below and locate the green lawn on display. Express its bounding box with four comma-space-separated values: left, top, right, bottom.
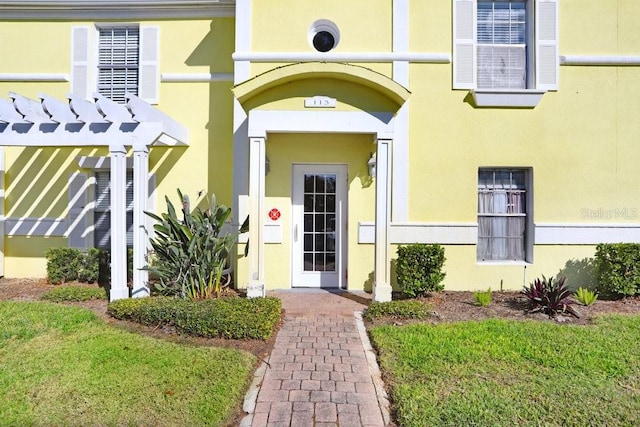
369, 316, 640, 427
0, 301, 256, 426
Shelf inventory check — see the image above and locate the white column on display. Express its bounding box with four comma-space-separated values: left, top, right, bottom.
247, 136, 266, 297
109, 144, 128, 301
0, 148, 4, 277
132, 144, 149, 298
373, 138, 393, 302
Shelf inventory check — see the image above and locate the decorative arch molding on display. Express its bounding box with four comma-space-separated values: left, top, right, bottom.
232, 62, 410, 111
233, 63, 409, 303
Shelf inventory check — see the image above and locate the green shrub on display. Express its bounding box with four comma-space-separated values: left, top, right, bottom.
45, 247, 133, 286
522, 275, 580, 318
41, 285, 107, 302
78, 248, 101, 283
45, 247, 100, 285
108, 296, 282, 340
474, 288, 492, 307
145, 190, 243, 299
363, 300, 431, 322
105, 297, 147, 319
595, 243, 640, 298
45, 247, 81, 284
574, 287, 598, 306
396, 244, 446, 297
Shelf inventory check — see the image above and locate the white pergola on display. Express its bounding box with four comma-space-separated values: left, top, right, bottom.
0, 92, 188, 300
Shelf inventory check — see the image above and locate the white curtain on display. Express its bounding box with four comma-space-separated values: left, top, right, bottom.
478, 190, 525, 260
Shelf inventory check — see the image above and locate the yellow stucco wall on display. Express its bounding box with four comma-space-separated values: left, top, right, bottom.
395, 0, 640, 290
248, 0, 392, 78
250, 0, 391, 53
0, 17, 235, 277
2, 0, 640, 293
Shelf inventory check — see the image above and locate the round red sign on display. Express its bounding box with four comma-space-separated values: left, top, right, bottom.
268, 208, 281, 221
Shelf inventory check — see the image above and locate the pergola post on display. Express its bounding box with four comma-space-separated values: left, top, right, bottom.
132, 143, 150, 298
247, 136, 266, 297
109, 143, 129, 301
373, 138, 393, 302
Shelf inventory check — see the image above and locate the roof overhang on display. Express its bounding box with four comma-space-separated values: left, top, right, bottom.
0, 92, 189, 148
0, 0, 235, 19
232, 62, 411, 111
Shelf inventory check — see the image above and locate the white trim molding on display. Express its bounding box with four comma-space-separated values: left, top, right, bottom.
5, 217, 66, 237
0, 1, 235, 19
161, 73, 234, 83
560, 56, 640, 66
471, 89, 546, 108
535, 223, 640, 244
0, 73, 69, 82
358, 222, 478, 245
232, 52, 451, 64
357, 222, 640, 246
248, 110, 394, 140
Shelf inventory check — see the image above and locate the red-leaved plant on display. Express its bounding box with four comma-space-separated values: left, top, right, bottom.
522, 275, 580, 318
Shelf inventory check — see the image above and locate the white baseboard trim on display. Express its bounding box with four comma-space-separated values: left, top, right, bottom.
358, 222, 478, 244
535, 223, 640, 244
358, 222, 640, 245
6, 217, 66, 237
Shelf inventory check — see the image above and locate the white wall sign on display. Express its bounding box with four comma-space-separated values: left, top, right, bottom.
304, 96, 336, 108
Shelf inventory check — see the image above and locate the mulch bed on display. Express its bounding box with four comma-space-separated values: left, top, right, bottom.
406, 290, 640, 326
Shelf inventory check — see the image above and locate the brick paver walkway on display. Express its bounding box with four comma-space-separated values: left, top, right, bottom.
242, 289, 390, 427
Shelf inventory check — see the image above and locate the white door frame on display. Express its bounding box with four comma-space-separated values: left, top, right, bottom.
245, 109, 395, 301
291, 164, 347, 288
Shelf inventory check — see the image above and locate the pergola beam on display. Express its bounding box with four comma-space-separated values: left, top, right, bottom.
0, 92, 189, 301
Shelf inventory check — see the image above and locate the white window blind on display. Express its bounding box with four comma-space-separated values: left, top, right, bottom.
477, 1, 527, 89
477, 169, 527, 261
94, 171, 134, 249
98, 27, 139, 103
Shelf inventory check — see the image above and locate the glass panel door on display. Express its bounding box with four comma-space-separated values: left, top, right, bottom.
292, 165, 347, 288
303, 173, 337, 272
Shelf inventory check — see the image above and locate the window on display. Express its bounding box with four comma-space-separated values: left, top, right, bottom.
71, 25, 159, 103
94, 171, 134, 249
477, 1, 527, 89
477, 169, 530, 261
453, 0, 558, 92
97, 26, 139, 103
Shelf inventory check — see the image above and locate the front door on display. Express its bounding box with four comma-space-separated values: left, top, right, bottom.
292, 164, 347, 288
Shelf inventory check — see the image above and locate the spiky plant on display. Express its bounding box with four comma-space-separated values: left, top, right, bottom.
522, 275, 580, 318
574, 287, 598, 306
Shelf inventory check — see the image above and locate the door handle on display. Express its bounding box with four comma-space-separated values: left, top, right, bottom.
294, 224, 298, 242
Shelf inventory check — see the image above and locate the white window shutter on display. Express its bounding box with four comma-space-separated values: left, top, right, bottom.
453, 0, 475, 89
535, 0, 558, 90
68, 173, 91, 249
139, 25, 159, 104
71, 26, 91, 100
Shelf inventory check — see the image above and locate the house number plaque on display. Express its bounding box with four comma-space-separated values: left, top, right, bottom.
304, 96, 336, 108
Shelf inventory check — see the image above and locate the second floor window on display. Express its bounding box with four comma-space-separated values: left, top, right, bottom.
98, 26, 139, 103
453, 0, 558, 92
477, 0, 527, 89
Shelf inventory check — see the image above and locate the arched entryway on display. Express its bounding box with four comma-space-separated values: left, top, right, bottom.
232, 62, 409, 302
